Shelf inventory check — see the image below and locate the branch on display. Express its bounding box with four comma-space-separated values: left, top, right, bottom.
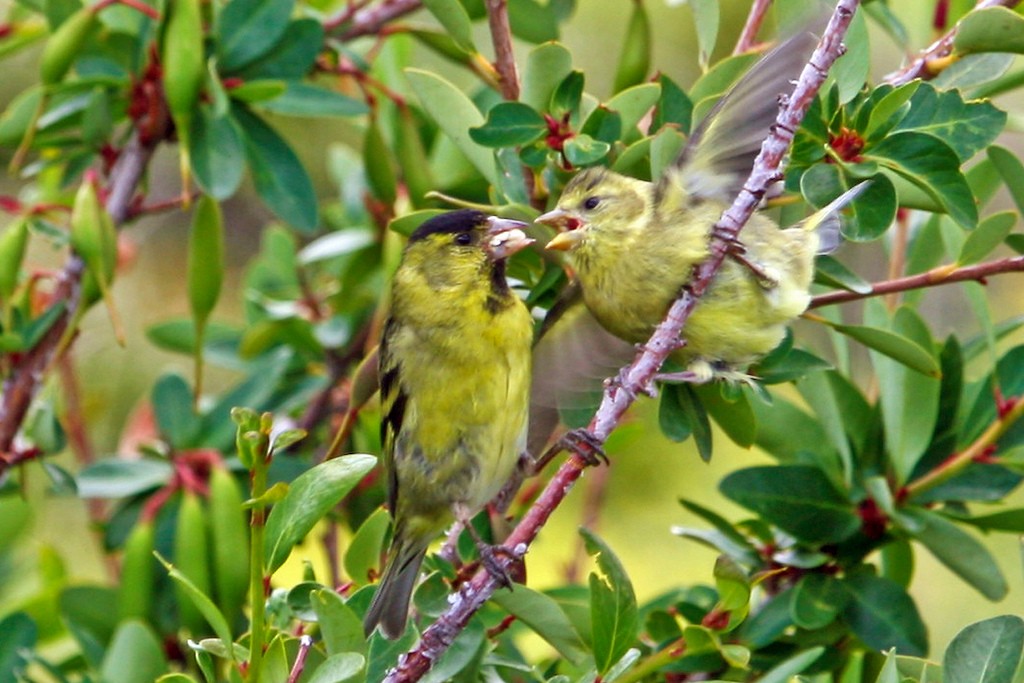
382, 2, 861, 680
333, 0, 423, 40
485, 0, 519, 101
808, 256, 1024, 309
734, 0, 775, 54
883, 0, 1022, 85
0, 125, 167, 476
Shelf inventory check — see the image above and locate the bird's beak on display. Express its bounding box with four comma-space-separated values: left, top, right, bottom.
535, 207, 571, 229
485, 216, 534, 261
545, 230, 584, 251
536, 208, 585, 251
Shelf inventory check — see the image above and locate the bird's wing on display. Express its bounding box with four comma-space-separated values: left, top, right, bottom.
378, 318, 404, 515
669, 28, 822, 204
528, 282, 637, 456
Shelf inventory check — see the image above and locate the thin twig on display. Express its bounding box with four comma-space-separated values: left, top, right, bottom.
883, 0, 1022, 85
335, 0, 423, 40
734, 0, 775, 54
808, 256, 1024, 309
382, 3, 860, 681
485, 0, 519, 100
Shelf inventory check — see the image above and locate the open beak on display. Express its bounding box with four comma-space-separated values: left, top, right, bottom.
536, 208, 585, 251
485, 216, 534, 261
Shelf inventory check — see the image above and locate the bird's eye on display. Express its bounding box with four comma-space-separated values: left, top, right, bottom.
454, 232, 473, 246
583, 196, 601, 210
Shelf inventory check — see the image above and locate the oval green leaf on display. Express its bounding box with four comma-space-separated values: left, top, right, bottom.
263, 453, 377, 572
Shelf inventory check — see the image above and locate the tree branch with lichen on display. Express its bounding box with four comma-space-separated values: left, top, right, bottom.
381, 2, 861, 681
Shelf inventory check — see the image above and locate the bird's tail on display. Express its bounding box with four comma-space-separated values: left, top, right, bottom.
363, 532, 428, 640
801, 182, 871, 254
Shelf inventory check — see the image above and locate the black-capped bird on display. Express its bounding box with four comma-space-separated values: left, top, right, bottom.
363, 210, 534, 640
530, 27, 865, 454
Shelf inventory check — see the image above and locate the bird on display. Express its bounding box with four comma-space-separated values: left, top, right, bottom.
362, 209, 535, 640
528, 26, 865, 456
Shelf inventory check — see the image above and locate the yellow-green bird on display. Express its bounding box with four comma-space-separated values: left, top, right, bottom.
363, 210, 534, 640
529, 28, 864, 454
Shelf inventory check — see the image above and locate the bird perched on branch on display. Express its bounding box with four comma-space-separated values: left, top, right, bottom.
530, 26, 865, 455
363, 210, 534, 640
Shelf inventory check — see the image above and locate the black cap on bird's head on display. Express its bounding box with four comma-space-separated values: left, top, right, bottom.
408, 210, 534, 261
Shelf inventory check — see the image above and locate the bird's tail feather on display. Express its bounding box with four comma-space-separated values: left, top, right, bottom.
802, 182, 871, 254
363, 537, 428, 639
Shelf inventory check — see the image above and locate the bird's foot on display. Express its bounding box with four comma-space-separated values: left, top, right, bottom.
554, 428, 608, 467
712, 229, 779, 289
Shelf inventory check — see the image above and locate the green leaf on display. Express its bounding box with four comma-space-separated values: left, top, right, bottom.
829, 320, 941, 377
490, 586, 588, 664
689, 0, 719, 68
901, 508, 1007, 600
421, 618, 485, 683
581, 528, 639, 675
217, 0, 295, 72
236, 18, 325, 80
840, 570, 928, 656
508, 0, 560, 43
652, 74, 692, 134
791, 574, 848, 629
550, 70, 584, 117
612, 0, 650, 93
229, 80, 287, 103
264, 454, 377, 572
563, 133, 611, 167
988, 145, 1024, 216
363, 120, 397, 205
469, 102, 547, 147
152, 373, 201, 447
695, 383, 756, 449
895, 84, 1006, 162
521, 42, 573, 111
959, 211, 1016, 266
864, 82, 918, 142
76, 458, 173, 499
254, 83, 369, 118
0, 613, 36, 682
312, 589, 367, 656
868, 131, 977, 228
100, 621, 167, 683
191, 104, 245, 200
306, 652, 365, 683
658, 383, 712, 461
955, 7, 1024, 54
423, 0, 476, 53
758, 647, 826, 683
157, 552, 235, 651
405, 68, 498, 186
605, 83, 661, 140
944, 615, 1024, 683
719, 465, 860, 544
234, 105, 319, 232
343, 507, 390, 584
865, 303, 942, 483
676, 499, 761, 567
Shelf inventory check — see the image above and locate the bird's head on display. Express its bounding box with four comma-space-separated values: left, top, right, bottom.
395, 210, 533, 317
407, 210, 534, 264
536, 167, 649, 252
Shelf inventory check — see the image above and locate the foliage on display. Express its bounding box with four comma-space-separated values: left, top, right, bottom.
1, 0, 1024, 682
